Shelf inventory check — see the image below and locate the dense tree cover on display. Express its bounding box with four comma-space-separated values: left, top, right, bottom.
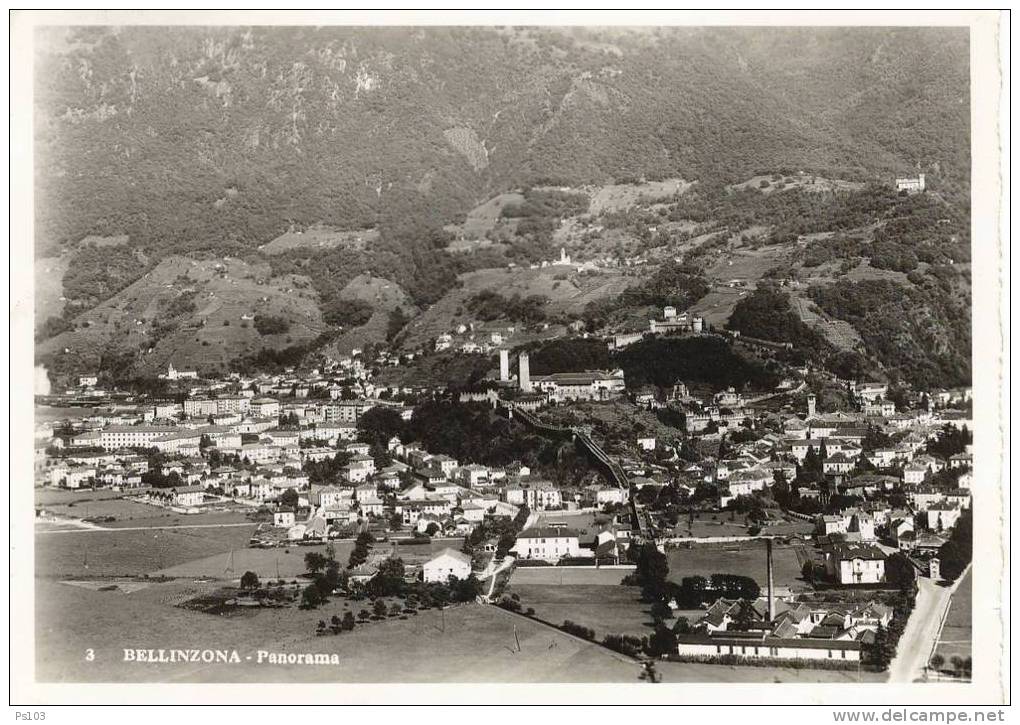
623, 542, 671, 602
674, 183, 899, 243
322, 298, 373, 328
466, 291, 549, 324
809, 279, 971, 388
613, 336, 780, 391
253, 314, 291, 336
406, 400, 565, 470
727, 283, 827, 357
925, 425, 972, 459
357, 407, 407, 450
525, 337, 612, 375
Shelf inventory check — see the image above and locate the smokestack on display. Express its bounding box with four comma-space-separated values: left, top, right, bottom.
499, 349, 510, 382
518, 352, 532, 393
766, 538, 775, 622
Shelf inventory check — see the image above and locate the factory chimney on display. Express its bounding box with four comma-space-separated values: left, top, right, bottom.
766, 538, 775, 622
518, 352, 532, 393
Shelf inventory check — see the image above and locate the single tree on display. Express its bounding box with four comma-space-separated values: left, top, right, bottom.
649, 600, 672, 624
305, 551, 328, 575
301, 585, 324, 610
240, 571, 260, 591
372, 599, 387, 618
929, 654, 945, 672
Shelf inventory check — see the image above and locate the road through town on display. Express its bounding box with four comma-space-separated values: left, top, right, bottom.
887, 565, 971, 683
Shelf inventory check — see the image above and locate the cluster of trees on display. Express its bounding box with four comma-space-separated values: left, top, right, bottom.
253, 314, 291, 336
525, 337, 612, 375
302, 451, 353, 486
864, 586, 917, 670
347, 532, 375, 569
322, 298, 374, 328
466, 291, 549, 324
462, 505, 530, 559
925, 425, 973, 459
614, 336, 780, 392
727, 283, 828, 359
300, 544, 346, 609
937, 509, 972, 582
405, 400, 566, 472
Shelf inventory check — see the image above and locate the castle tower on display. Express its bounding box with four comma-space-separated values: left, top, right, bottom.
518, 352, 532, 393
918, 173, 926, 191
499, 349, 510, 382
807, 394, 817, 418
692, 316, 704, 333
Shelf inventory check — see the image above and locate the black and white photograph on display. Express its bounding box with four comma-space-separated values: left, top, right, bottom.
10, 9, 1008, 709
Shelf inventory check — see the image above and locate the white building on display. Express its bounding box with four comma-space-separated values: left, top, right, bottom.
676, 633, 861, 663
511, 527, 581, 561
422, 548, 473, 583
824, 544, 886, 585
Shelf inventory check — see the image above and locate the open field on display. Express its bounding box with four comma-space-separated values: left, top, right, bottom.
510, 567, 634, 586
150, 537, 464, 580
934, 569, 971, 664
35, 579, 641, 683
443, 192, 525, 239
686, 286, 746, 327
35, 486, 125, 507
38, 495, 256, 529
657, 658, 883, 683
666, 512, 752, 538
42, 498, 167, 521
727, 174, 865, 195
704, 246, 793, 284
35, 526, 257, 578
666, 543, 809, 593
259, 225, 379, 255
587, 178, 691, 214
507, 583, 699, 642
534, 510, 607, 536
